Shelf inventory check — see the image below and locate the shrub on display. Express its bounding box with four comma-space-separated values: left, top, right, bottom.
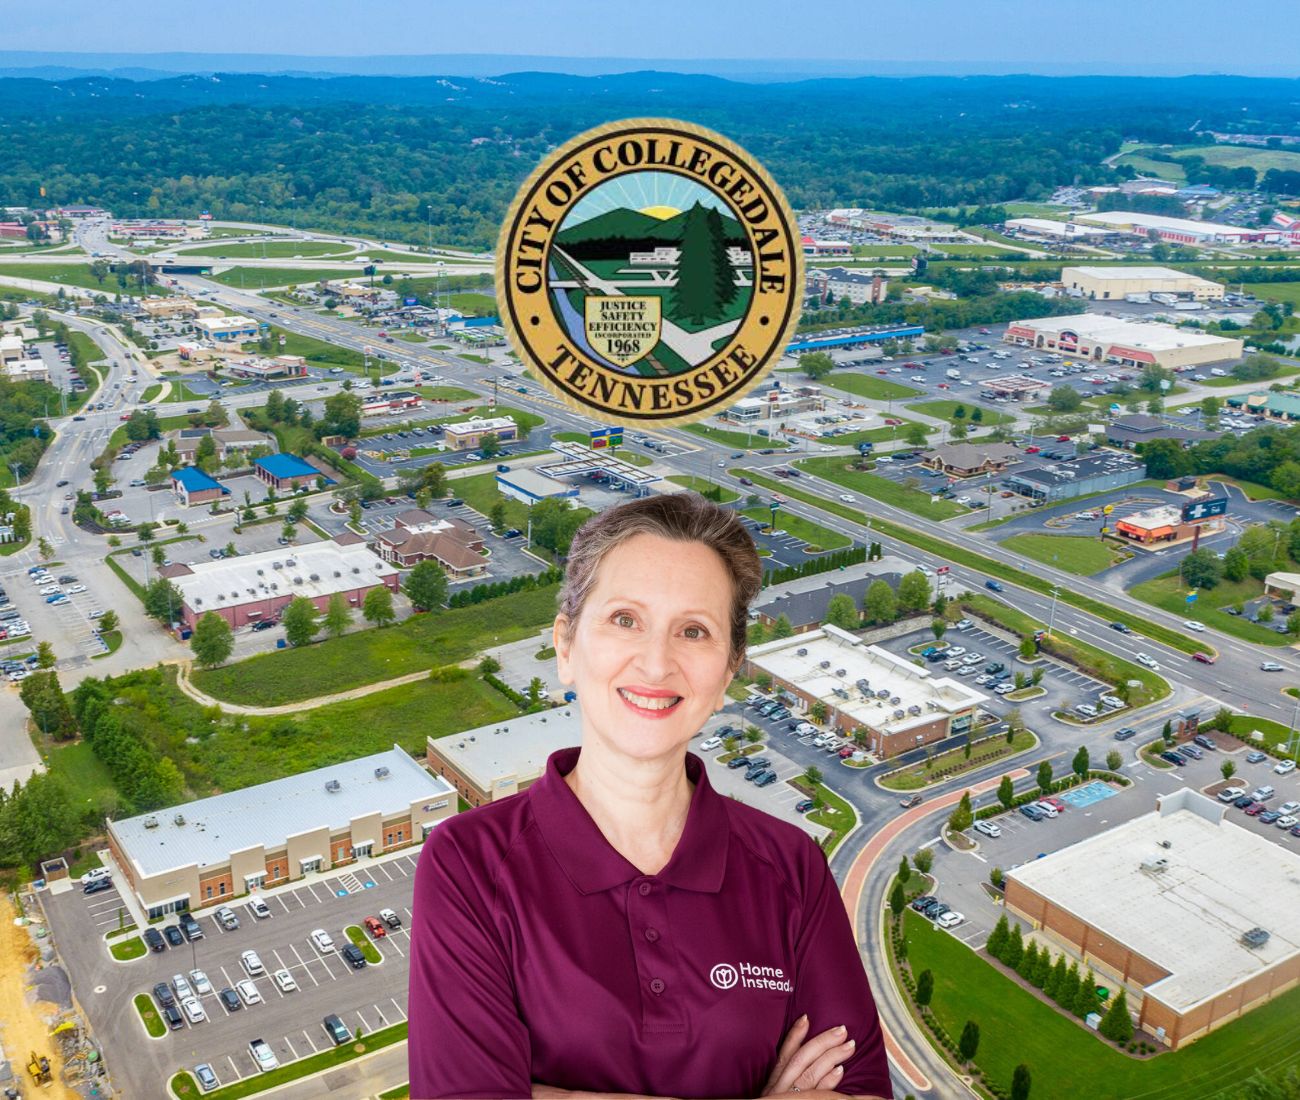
916, 969, 934, 1007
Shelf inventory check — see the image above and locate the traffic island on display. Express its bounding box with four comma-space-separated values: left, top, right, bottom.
878, 729, 1038, 791
345, 924, 383, 965
134, 993, 165, 1039
108, 932, 145, 961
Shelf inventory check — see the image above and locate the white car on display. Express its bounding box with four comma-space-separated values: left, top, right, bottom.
80, 867, 112, 885
994, 683, 1015, 695
937, 911, 965, 929
240, 950, 266, 976
973, 820, 1001, 838
310, 928, 335, 953
838, 493, 856, 503
272, 968, 298, 993
1280, 800, 1300, 815
181, 997, 206, 1024
961, 653, 983, 665
236, 979, 262, 1006
66, 584, 87, 595
1261, 662, 1284, 672
1217, 786, 1246, 802
1182, 620, 1205, 632
699, 736, 723, 751
955, 496, 972, 506
248, 1038, 278, 1072
188, 969, 212, 996
1276, 816, 1298, 829
945, 646, 966, 657
37, 585, 60, 596
1136, 653, 1160, 670
1275, 760, 1297, 776
172, 974, 193, 1000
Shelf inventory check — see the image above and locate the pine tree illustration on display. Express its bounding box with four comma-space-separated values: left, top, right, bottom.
671, 202, 730, 325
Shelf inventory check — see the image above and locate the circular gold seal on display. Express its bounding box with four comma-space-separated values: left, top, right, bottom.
496, 118, 803, 426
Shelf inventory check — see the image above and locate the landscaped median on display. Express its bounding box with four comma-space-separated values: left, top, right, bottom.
742, 506, 848, 551
790, 457, 965, 521
134, 993, 165, 1039
169, 1023, 407, 1099
736, 469, 1211, 657
108, 932, 146, 961
879, 728, 1038, 792
345, 925, 383, 964
790, 776, 857, 854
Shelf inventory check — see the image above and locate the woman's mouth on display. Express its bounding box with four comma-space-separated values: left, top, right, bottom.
618, 688, 682, 716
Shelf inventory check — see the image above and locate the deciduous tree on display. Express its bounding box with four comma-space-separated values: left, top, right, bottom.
190, 612, 234, 668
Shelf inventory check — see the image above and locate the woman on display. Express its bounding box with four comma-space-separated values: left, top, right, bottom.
410, 493, 890, 1099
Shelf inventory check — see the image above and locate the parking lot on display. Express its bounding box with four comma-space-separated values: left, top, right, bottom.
41, 849, 423, 1096
912, 734, 1300, 951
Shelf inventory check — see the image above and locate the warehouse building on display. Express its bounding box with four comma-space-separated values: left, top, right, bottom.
1005, 452, 1146, 503
171, 539, 399, 631
1062, 266, 1225, 302
1006, 788, 1300, 1049
1075, 211, 1280, 245
1003, 314, 1243, 370
426, 707, 583, 808
1004, 218, 1111, 241
744, 625, 986, 757
106, 746, 455, 917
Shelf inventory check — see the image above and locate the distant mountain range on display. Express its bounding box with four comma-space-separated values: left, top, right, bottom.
556, 205, 746, 261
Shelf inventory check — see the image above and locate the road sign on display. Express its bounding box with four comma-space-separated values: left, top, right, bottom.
1182, 497, 1228, 522
1186, 591, 1198, 603
1103, 504, 1114, 515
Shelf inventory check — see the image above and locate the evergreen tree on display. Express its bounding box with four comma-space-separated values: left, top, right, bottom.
998, 774, 1015, 809
1011, 1064, 1032, 1100
948, 790, 974, 833
19, 671, 76, 740
1056, 960, 1081, 1010
1003, 923, 1024, 970
916, 968, 934, 1007
1075, 970, 1098, 1019
958, 1020, 981, 1063
987, 914, 1009, 961
1017, 940, 1039, 982
1031, 948, 1052, 990
1099, 989, 1133, 1044
773, 613, 795, 638
1072, 745, 1090, 778
671, 202, 732, 326
1044, 955, 1066, 1000
1037, 760, 1054, 794
898, 856, 911, 885
889, 880, 905, 920
705, 205, 738, 310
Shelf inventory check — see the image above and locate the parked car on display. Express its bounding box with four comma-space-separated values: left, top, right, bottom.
341, 944, 368, 969
1160, 751, 1186, 767
179, 913, 204, 941
937, 911, 965, 929
194, 1063, 219, 1092
214, 906, 239, 931
973, 820, 1001, 838
1218, 786, 1246, 802
794, 799, 816, 813
363, 916, 388, 938
236, 979, 263, 1006
1019, 804, 1045, 821
311, 928, 335, 952
83, 877, 113, 895
143, 927, 166, 952
152, 981, 175, 1009
1193, 734, 1217, 750
1247, 750, 1268, 764
219, 987, 241, 1012
1275, 760, 1297, 776
247, 897, 271, 919
189, 968, 212, 996
164, 925, 185, 947
241, 950, 266, 976
181, 997, 206, 1024
323, 1014, 352, 1046
379, 907, 402, 929
162, 1003, 184, 1031
273, 968, 298, 993
1260, 810, 1283, 824
249, 1038, 279, 1073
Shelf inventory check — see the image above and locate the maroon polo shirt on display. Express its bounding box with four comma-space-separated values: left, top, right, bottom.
408, 748, 889, 1099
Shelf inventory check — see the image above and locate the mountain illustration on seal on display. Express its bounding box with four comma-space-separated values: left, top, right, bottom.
547, 197, 755, 377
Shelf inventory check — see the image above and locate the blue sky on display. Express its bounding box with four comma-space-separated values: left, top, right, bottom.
4, 0, 1296, 75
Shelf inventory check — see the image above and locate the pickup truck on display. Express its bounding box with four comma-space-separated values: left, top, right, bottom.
249, 1039, 279, 1073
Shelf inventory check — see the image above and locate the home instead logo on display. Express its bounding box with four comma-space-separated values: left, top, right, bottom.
709, 961, 792, 992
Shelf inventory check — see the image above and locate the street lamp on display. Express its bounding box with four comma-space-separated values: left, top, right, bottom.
1048, 585, 1060, 638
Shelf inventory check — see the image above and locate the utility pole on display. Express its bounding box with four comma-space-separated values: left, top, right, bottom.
1048, 585, 1060, 638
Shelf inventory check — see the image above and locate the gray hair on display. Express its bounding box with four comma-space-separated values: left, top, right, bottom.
558, 492, 761, 669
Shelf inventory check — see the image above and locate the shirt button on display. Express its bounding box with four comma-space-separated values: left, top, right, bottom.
645, 927, 660, 943
638, 882, 652, 896
649, 978, 666, 994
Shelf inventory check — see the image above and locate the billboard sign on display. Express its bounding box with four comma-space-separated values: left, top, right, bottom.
1182, 497, 1227, 522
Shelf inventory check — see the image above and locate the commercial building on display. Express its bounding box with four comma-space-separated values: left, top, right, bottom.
139, 296, 199, 320
1003, 314, 1243, 371
524, 441, 661, 497
495, 467, 581, 506
254, 452, 333, 492
1004, 218, 1111, 241
170, 466, 230, 508
1005, 452, 1145, 504
1264, 571, 1300, 600
227, 355, 308, 380
728, 383, 826, 422
5, 359, 49, 383
1104, 414, 1219, 450
443, 415, 519, 452
0, 334, 24, 366
1113, 497, 1227, 546
1075, 211, 1280, 245
1231, 392, 1300, 423
787, 325, 925, 356
373, 509, 487, 576
110, 221, 205, 240
107, 746, 454, 917
979, 374, 1051, 401
171, 427, 274, 464
754, 570, 903, 633
922, 442, 1021, 478
805, 267, 889, 305
801, 236, 852, 257
825, 209, 963, 242
427, 707, 583, 808
1006, 788, 1300, 1049
744, 625, 986, 757
194, 315, 260, 343
361, 390, 423, 416
171, 539, 399, 632
1062, 267, 1225, 302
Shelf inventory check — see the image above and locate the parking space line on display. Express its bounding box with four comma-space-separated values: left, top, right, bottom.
390, 996, 407, 1021
385, 936, 405, 959
356, 1008, 373, 1033
306, 883, 324, 903
283, 1036, 298, 1060
374, 862, 394, 882
372, 1003, 388, 1026
301, 1029, 317, 1054
276, 895, 292, 915
391, 861, 410, 878
225, 1055, 242, 1082
289, 944, 320, 987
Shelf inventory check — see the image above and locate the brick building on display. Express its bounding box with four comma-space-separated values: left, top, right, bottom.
170, 466, 230, 508
374, 510, 487, 577
254, 452, 334, 492
106, 746, 454, 918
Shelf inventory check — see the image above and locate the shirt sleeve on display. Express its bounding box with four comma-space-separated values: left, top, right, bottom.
408, 825, 532, 1099
790, 840, 891, 1098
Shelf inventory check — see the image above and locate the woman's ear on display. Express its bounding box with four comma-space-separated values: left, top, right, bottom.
553, 615, 575, 687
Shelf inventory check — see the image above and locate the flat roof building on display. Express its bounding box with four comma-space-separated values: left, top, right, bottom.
1075, 211, 1280, 245
1004, 314, 1243, 371
805, 267, 888, 305
744, 625, 986, 757
534, 441, 662, 494
194, 315, 260, 343
107, 746, 455, 918
171, 540, 398, 632
443, 415, 519, 452
495, 467, 580, 506
1006, 788, 1300, 1049
1062, 266, 1225, 302
427, 707, 583, 808
1005, 452, 1145, 503
1005, 218, 1111, 240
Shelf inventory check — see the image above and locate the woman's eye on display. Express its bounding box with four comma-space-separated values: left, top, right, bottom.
615, 613, 635, 628
684, 625, 705, 639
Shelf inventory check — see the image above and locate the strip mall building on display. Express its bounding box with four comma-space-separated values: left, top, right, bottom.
1003, 314, 1243, 371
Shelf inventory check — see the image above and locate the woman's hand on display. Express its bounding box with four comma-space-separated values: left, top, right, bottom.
761, 1015, 855, 1096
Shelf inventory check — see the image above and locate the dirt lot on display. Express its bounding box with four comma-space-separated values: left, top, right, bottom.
0, 892, 81, 1099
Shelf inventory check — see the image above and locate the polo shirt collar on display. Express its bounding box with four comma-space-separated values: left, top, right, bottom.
531, 747, 729, 896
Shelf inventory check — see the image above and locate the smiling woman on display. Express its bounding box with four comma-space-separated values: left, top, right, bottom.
409, 493, 890, 1099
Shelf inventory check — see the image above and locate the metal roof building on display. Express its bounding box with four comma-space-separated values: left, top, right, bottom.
107, 746, 455, 917
1006, 788, 1300, 1049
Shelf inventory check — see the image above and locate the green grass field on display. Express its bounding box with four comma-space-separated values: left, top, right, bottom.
682, 423, 788, 449
414, 385, 477, 402
939, 243, 1030, 257
1001, 202, 1074, 219
1115, 152, 1189, 181
192, 585, 562, 707
741, 506, 849, 551
794, 456, 965, 520
1243, 282, 1300, 310
1000, 534, 1128, 575
176, 239, 352, 258
819, 418, 934, 446
665, 475, 739, 502
208, 266, 361, 289
0, 261, 164, 296
901, 906, 1300, 1100
905, 400, 1014, 425
823, 374, 923, 401
1129, 571, 1289, 646
448, 470, 593, 539
140, 383, 163, 402
450, 292, 495, 315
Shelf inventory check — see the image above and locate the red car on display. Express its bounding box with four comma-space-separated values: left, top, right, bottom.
1024, 445, 1040, 454
363, 916, 388, 938
1056, 435, 1071, 442
1244, 802, 1266, 816
884, 418, 902, 426
1193, 652, 1216, 664
978, 328, 991, 335
876, 369, 888, 375
838, 745, 855, 758
904, 361, 922, 368
1040, 796, 1066, 813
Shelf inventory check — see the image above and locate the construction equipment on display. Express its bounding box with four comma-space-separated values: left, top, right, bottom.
26, 1050, 50, 1085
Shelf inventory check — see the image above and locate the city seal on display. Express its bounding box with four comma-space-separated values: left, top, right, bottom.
496, 118, 802, 425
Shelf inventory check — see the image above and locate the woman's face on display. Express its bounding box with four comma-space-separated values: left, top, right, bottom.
555, 533, 734, 764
